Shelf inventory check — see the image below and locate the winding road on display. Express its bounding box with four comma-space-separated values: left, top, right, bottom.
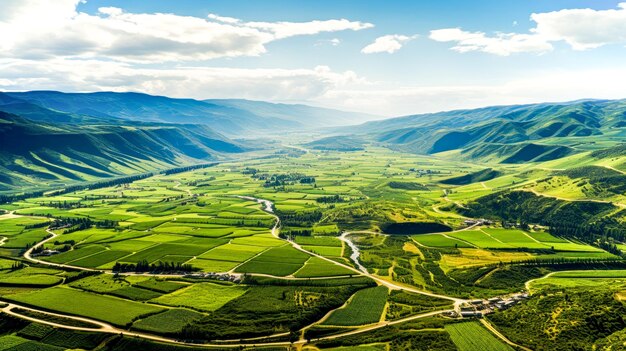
7, 193, 532, 349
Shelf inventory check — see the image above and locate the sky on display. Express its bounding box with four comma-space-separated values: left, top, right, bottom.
1, 0, 626, 117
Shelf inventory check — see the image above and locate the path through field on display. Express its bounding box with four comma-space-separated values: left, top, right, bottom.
12, 192, 539, 349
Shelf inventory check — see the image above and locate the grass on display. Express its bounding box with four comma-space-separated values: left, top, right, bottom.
189, 258, 239, 272
198, 243, 266, 262
132, 308, 205, 335
6, 286, 165, 326
302, 245, 342, 256
151, 282, 247, 312
134, 279, 187, 293
0, 274, 62, 286
323, 286, 388, 326
69, 274, 145, 293
294, 257, 355, 277
120, 243, 212, 264
448, 231, 512, 249
445, 322, 514, 351
0, 335, 29, 349
70, 250, 130, 268
294, 236, 342, 247
530, 270, 626, 289
41, 329, 109, 350
235, 245, 310, 276
43, 245, 106, 264
109, 286, 162, 301
440, 248, 533, 270
412, 234, 473, 248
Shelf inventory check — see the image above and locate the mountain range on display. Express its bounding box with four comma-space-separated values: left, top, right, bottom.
4, 91, 375, 136
341, 99, 626, 163
1, 90, 626, 193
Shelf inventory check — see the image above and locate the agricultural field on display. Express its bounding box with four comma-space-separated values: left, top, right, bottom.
4, 286, 165, 326
151, 282, 247, 312
322, 286, 389, 326
1, 144, 625, 350
445, 322, 513, 351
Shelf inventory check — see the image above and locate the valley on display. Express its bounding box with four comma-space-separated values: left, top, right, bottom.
2, 123, 626, 350
3, 1, 626, 350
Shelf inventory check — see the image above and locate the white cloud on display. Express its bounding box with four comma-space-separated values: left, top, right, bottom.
207, 13, 240, 24
430, 3, 626, 55
245, 19, 372, 40
315, 38, 341, 47
429, 28, 552, 56
361, 34, 416, 54
0, 58, 364, 102
319, 67, 626, 115
531, 2, 626, 50
4, 57, 625, 117
0, 0, 373, 63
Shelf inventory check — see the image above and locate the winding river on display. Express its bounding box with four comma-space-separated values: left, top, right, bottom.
339, 232, 368, 273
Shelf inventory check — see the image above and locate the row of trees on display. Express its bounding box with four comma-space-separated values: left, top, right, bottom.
50, 217, 118, 233
162, 163, 217, 175
112, 260, 197, 273
316, 195, 344, 204
276, 209, 322, 227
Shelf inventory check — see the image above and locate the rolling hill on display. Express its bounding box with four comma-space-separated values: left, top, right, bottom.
339, 99, 626, 162
0, 110, 247, 192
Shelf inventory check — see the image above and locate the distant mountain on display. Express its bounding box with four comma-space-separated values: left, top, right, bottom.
342, 99, 626, 162
205, 99, 378, 129
4, 91, 375, 136
304, 135, 366, 151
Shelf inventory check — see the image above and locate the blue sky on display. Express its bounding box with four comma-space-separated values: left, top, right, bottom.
1, 0, 626, 116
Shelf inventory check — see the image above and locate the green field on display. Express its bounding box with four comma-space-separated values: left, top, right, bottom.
6, 286, 164, 326
323, 286, 389, 326
445, 322, 514, 351
235, 244, 310, 276
151, 283, 247, 312
412, 234, 473, 248
1, 138, 625, 350
294, 257, 355, 278
132, 308, 205, 334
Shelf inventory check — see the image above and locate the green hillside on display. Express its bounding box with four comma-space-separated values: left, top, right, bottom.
5, 91, 375, 136
0, 111, 246, 192
340, 99, 626, 163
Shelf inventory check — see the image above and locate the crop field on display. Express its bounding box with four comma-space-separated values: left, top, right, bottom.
528, 270, 626, 290
448, 230, 513, 249
412, 234, 473, 248
294, 236, 342, 247
294, 257, 355, 277
235, 244, 311, 276
132, 308, 206, 334
198, 243, 267, 262
323, 286, 389, 326
0, 267, 64, 287
1, 143, 624, 350
445, 322, 513, 351
152, 282, 247, 312
5, 286, 165, 326
302, 245, 343, 256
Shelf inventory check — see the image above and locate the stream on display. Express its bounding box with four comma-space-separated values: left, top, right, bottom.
339, 232, 367, 273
